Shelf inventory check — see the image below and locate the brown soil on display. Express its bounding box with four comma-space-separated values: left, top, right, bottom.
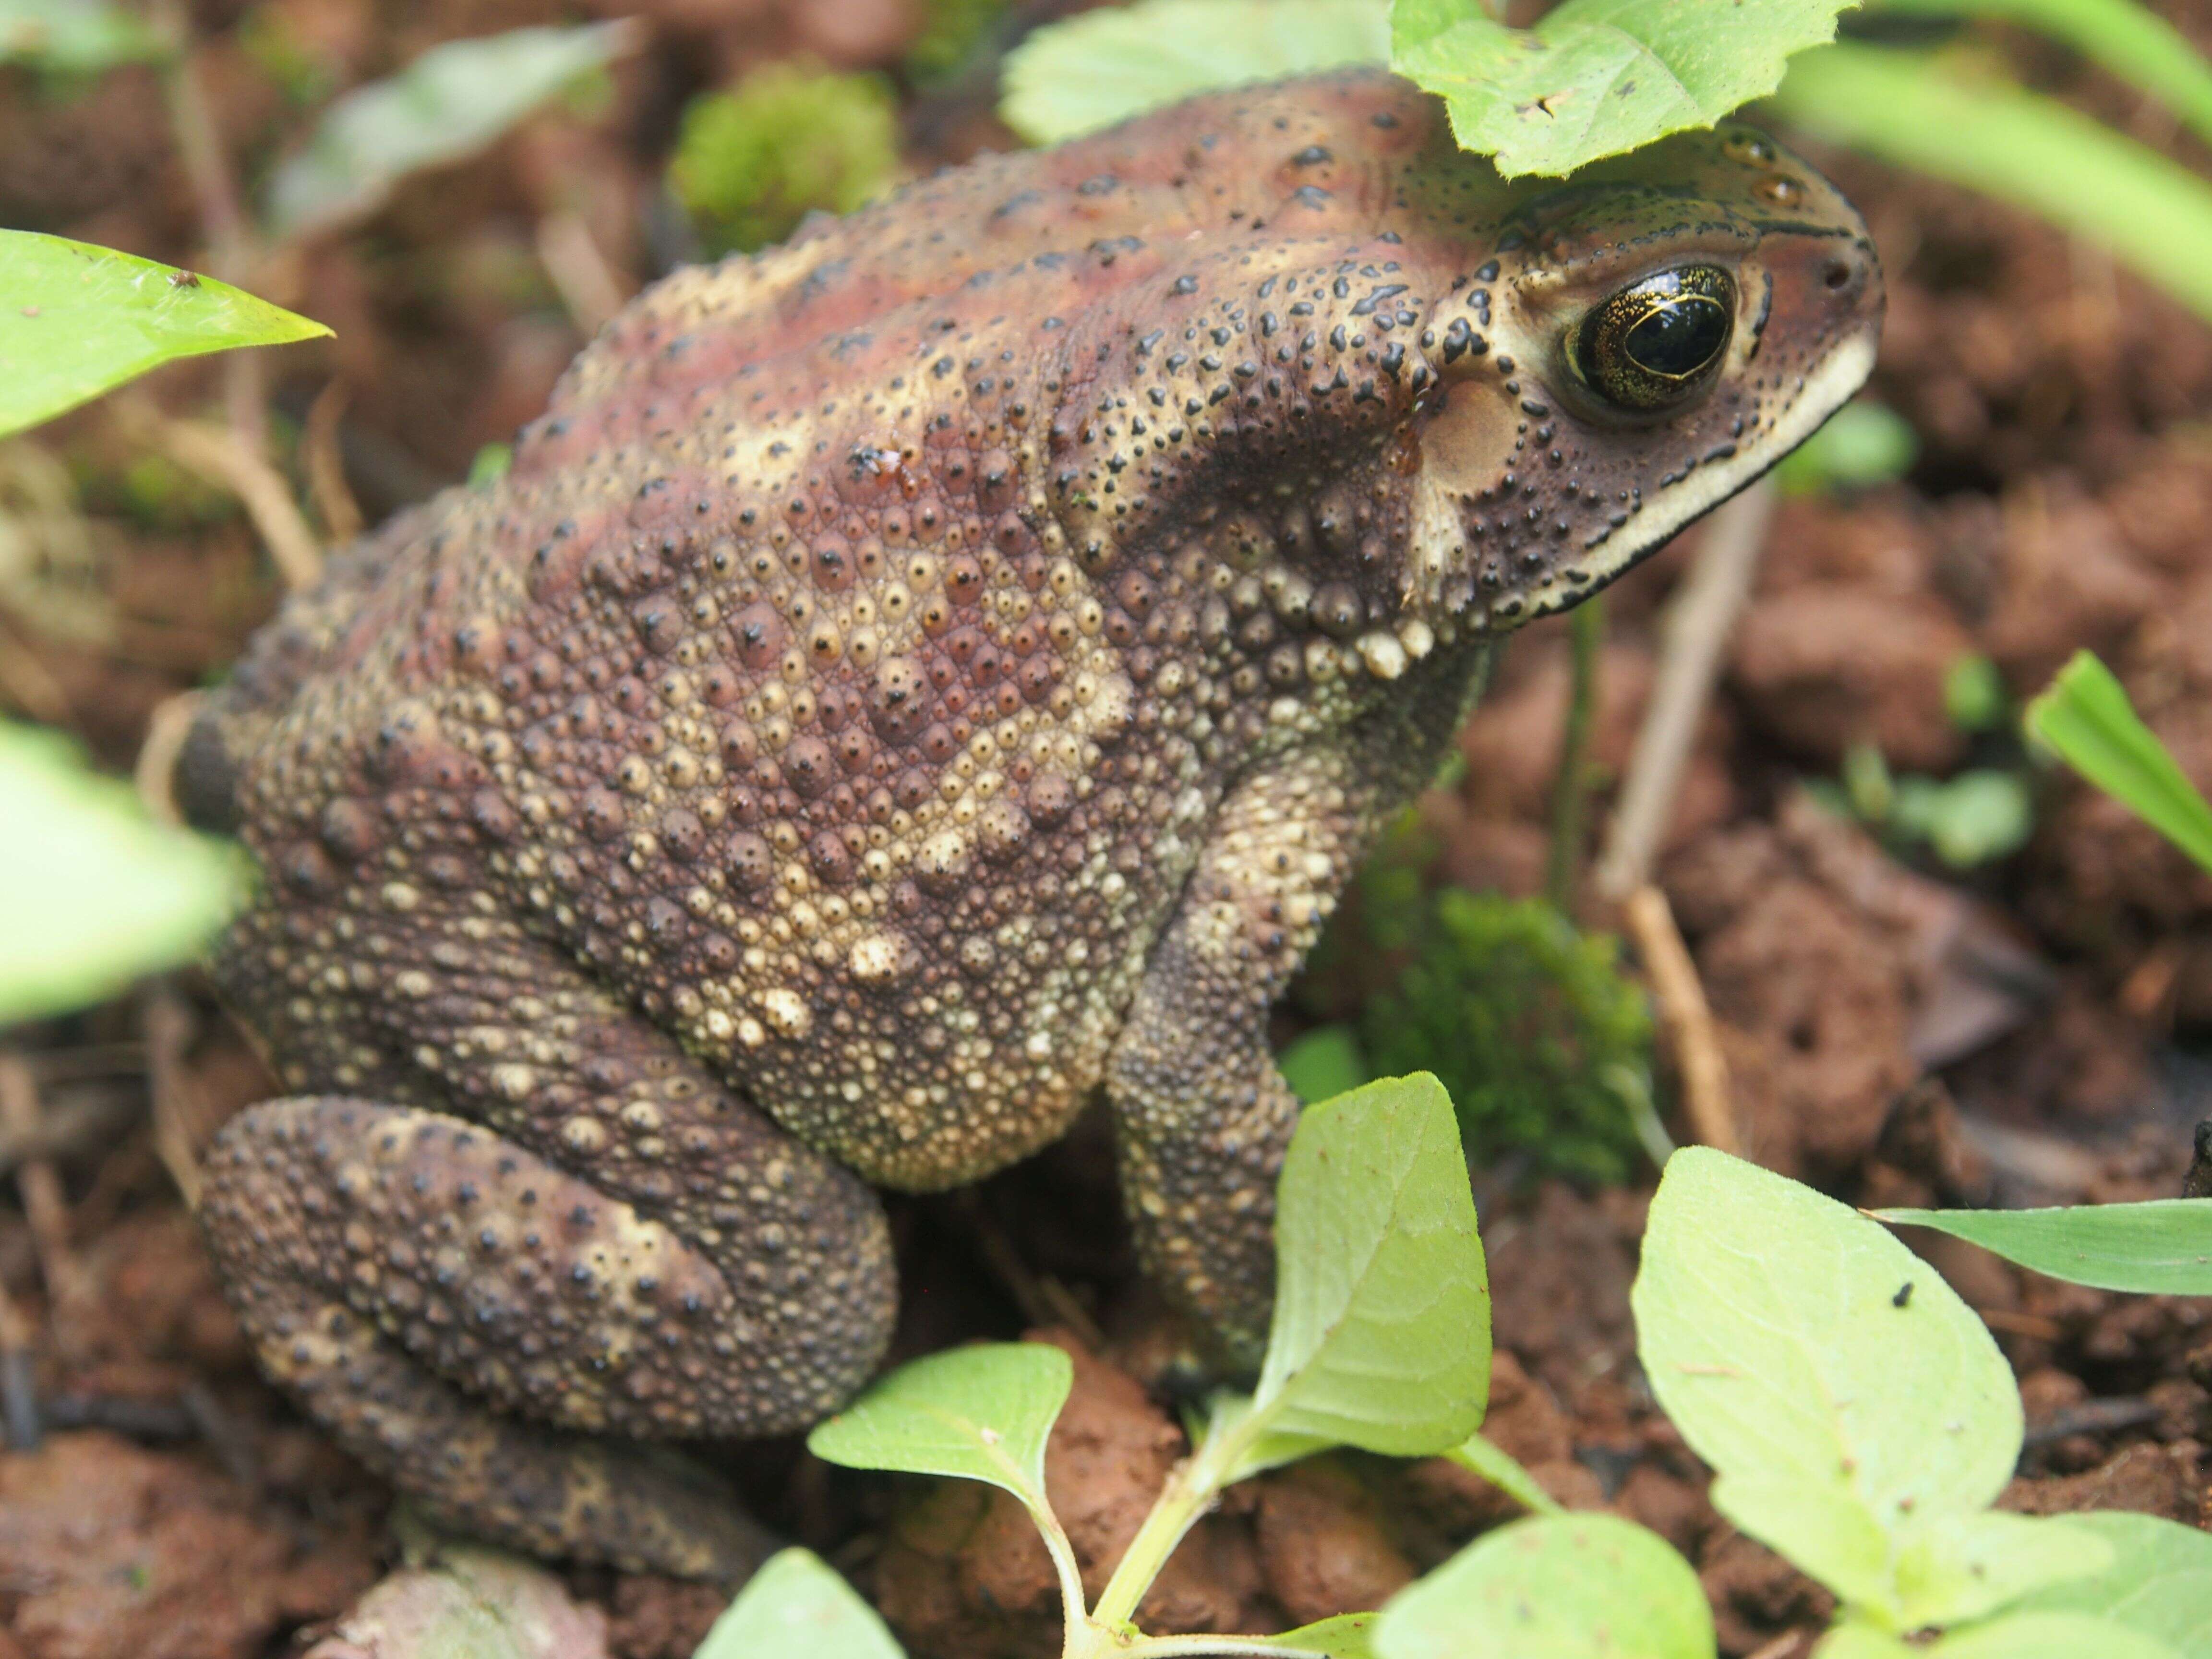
6, 2, 2212, 1655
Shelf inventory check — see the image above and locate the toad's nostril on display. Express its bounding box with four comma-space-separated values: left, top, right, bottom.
1823, 259, 1853, 291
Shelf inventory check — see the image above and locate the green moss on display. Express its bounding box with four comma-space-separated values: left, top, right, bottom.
907, 0, 1009, 83
1359, 890, 1656, 1183
668, 64, 903, 259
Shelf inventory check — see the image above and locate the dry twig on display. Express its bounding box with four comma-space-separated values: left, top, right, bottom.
303, 380, 366, 544
0, 1053, 88, 1359
1622, 884, 1739, 1155
1595, 479, 1776, 902
142, 985, 209, 1210
116, 398, 323, 590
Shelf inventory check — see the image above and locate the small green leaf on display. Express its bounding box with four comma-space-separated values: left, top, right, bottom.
1893, 1512, 2110, 1630
693, 1549, 904, 1659
1229, 1073, 1489, 1479
1378, 1513, 1715, 1659
1877, 1200, 2212, 1294
1633, 1149, 2023, 1627
0, 721, 246, 1025
1889, 770, 2034, 868
2022, 650, 2212, 875
0, 0, 163, 71
1776, 399, 1919, 495
1944, 655, 2008, 734
1254, 1612, 1383, 1657
1278, 1024, 1372, 1106
1000, 0, 1389, 145
1925, 1610, 2177, 1659
2013, 1511, 2212, 1649
1771, 45, 2212, 329
1445, 1431, 1564, 1516
0, 233, 330, 439
806, 1343, 1071, 1512
265, 23, 638, 238
1392, 0, 1857, 179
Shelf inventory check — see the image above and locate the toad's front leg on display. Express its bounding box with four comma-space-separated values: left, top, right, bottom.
1105, 745, 1385, 1369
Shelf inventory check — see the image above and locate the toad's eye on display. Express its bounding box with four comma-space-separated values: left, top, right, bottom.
1570, 264, 1736, 412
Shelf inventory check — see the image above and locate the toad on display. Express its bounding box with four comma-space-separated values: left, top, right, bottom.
180, 70, 1882, 1579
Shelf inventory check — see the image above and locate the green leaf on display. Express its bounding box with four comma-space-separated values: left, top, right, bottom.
0, 721, 246, 1025
2013, 1511, 2212, 1650
2021, 650, 2212, 875
1877, 0, 2212, 155
693, 1548, 904, 1659
1776, 399, 1919, 496
1876, 1199, 2212, 1293
1813, 1630, 1914, 1659
806, 1343, 1071, 1512
1255, 1613, 1384, 1657
1392, 0, 1857, 179
1889, 770, 2033, 868
1632, 1148, 2027, 1627
0, 0, 163, 72
0, 232, 330, 439
1225, 1073, 1489, 1479
264, 23, 637, 239
1925, 1611, 2177, 1659
1944, 655, 2008, 734
1377, 1513, 1715, 1659
1000, 0, 1389, 145
1770, 44, 2212, 329
1444, 1431, 1564, 1516
1278, 1024, 1372, 1106
1894, 1513, 2111, 1630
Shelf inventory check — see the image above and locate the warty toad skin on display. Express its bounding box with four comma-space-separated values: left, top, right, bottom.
179, 68, 1884, 1579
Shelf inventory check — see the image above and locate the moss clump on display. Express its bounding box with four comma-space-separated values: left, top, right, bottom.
1360, 890, 1656, 1183
907, 0, 1009, 83
669, 64, 902, 258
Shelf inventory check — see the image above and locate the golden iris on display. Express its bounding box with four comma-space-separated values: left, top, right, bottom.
1571, 265, 1735, 412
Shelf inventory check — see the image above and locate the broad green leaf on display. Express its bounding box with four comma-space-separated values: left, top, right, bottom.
1893, 1512, 2110, 1630
1633, 1149, 2022, 1627
1445, 1431, 1564, 1516
1256, 1613, 1383, 1658
0, 0, 162, 71
1000, 0, 1388, 145
1229, 1073, 1489, 1479
693, 1548, 904, 1659
0, 722, 245, 1026
1879, 0, 2212, 154
806, 1343, 1071, 1511
0, 233, 330, 438
265, 23, 637, 238
2019, 651, 2212, 874
2013, 1510, 2212, 1650
1926, 1611, 2177, 1659
1771, 45, 2212, 329
1392, 0, 1856, 179
1876, 1199, 2212, 1294
1814, 1630, 1913, 1659
1377, 1514, 1715, 1659
1278, 1024, 1372, 1106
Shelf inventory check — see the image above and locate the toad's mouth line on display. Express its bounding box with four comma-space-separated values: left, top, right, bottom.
1404, 320, 1881, 632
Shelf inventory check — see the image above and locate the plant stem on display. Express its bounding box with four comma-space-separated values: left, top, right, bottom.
1123, 1637, 1335, 1658
1545, 594, 1604, 913
1030, 1499, 1092, 1659
1445, 1431, 1563, 1517
1086, 1448, 1222, 1634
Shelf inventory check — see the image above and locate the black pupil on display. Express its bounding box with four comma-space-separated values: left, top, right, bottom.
1623, 297, 1729, 379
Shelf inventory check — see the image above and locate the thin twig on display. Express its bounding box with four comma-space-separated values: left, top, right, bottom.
1622, 884, 1738, 1155
150, 0, 270, 461
534, 211, 632, 338
142, 985, 207, 1210
1594, 480, 1776, 902
117, 398, 323, 590
302, 379, 365, 544
1743, 1634, 1810, 1659
0, 1054, 87, 1360
136, 689, 203, 825
1545, 594, 1605, 914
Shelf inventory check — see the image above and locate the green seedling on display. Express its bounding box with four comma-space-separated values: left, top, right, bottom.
669, 64, 904, 259
0, 722, 245, 1025
799, 1073, 1491, 1659
0, 232, 329, 439
1875, 1200, 2212, 1295
1826, 743, 2034, 870
2026, 649, 2212, 875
